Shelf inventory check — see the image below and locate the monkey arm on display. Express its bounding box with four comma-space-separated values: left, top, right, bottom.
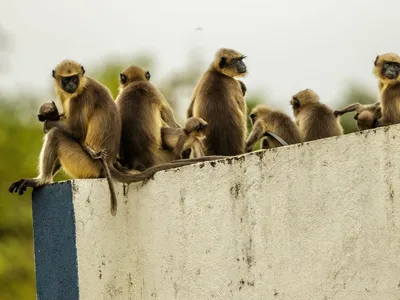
161, 105, 181, 128
238, 80, 247, 96
245, 120, 266, 152
43, 120, 79, 140
334, 103, 361, 116
173, 135, 188, 159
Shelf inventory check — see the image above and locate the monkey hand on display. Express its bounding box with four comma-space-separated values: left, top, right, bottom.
82, 144, 108, 161
91, 149, 108, 161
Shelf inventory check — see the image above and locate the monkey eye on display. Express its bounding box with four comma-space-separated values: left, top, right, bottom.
71, 75, 79, 84
120, 73, 127, 84
145, 71, 151, 81
250, 113, 256, 119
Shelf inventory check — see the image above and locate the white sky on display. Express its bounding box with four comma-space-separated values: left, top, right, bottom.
0, 0, 399, 116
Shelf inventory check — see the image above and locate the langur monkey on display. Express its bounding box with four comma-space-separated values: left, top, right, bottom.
10, 60, 121, 215
162, 117, 208, 159
290, 89, 343, 142
116, 66, 180, 170
38, 101, 61, 122
9, 60, 232, 203
187, 48, 248, 156
246, 105, 301, 152
373, 53, 400, 126
334, 102, 381, 131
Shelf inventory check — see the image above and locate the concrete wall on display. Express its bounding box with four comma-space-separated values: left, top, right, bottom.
32, 125, 400, 300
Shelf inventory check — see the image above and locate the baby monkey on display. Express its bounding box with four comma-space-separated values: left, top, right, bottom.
162, 117, 208, 159
334, 102, 381, 131
38, 101, 61, 122
246, 105, 300, 152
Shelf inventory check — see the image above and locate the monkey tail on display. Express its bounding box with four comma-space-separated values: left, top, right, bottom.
102, 159, 117, 216
108, 155, 228, 184
264, 131, 288, 146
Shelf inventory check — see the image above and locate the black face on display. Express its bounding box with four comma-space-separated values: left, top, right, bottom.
145, 71, 151, 81
249, 113, 256, 124
120, 73, 127, 84
196, 123, 207, 132
235, 59, 247, 73
219, 56, 247, 74
291, 97, 300, 109
61, 75, 79, 94
382, 61, 400, 80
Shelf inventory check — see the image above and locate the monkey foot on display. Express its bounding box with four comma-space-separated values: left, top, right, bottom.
9, 179, 41, 195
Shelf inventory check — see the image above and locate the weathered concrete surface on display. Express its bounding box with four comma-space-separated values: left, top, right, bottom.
35, 125, 400, 300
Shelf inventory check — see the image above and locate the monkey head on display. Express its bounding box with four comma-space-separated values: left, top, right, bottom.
119, 66, 151, 89
374, 53, 400, 83
38, 101, 61, 122
184, 117, 208, 139
212, 48, 247, 78
53, 59, 86, 95
249, 105, 272, 125
355, 104, 382, 131
290, 89, 320, 116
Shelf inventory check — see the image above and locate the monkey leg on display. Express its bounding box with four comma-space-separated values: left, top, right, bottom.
57, 134, 102, 179
245, 120, 266, 152
9, 128, 62, 195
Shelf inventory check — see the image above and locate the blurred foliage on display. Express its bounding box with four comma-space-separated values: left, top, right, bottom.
0, 47, 377, 299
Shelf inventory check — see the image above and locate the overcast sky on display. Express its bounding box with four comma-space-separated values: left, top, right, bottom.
1, 0, 399, 116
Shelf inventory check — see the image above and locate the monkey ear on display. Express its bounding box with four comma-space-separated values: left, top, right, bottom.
374, 56, 379, 66
52, 70, 56, 78
219, 57, 227, 69
120, 73, 127, 84
81, 66, 85, 75
145, 71, 151, 81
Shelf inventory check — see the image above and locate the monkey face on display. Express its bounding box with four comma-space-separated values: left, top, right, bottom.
249, 112, 257, 125
219, 56, 247, 76
60, 75, 80, 94
37, 102, 60, 122
381, 62, 400, 80
290, 97, 301, 109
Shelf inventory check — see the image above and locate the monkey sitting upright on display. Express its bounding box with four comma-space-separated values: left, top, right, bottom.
290, 89, 343, 142
246, 105, 301, 152
334, 102, 381, 131
10, 59, 121, 215
373, 53, 400, 127
116, 66, 180, 171
162, 117, 208, 159
187, 48, 248, 156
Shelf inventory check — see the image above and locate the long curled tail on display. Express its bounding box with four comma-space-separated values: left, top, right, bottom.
108, 155, 228, 184
102, 158, 117, 216
264, 131, 288, 146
